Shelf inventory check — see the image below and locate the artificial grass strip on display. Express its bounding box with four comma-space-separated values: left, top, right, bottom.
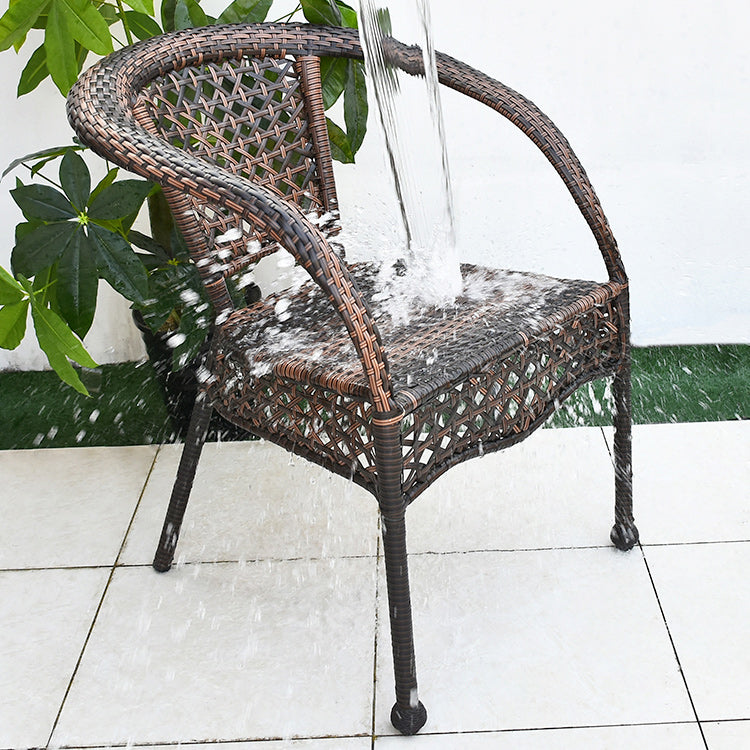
0, 345, 747, 450
0, 362, 174, 450
549, 344, 749, 427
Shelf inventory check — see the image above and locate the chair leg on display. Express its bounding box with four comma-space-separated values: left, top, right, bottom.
153, 391, 213, 572
372, 414, 427, 735
381, 506, 428, 735
610, 353, 639, 550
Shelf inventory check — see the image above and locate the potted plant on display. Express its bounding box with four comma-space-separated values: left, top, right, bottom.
0, 0, 368, 411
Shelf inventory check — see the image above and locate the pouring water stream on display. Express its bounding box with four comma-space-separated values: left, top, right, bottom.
356, 0, 463, 312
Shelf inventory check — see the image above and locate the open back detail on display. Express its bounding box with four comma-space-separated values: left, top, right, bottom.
131, 51, 339, 290
67, 23, 638, 736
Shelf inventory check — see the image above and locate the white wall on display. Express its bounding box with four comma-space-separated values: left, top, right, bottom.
1, 0, 748, 371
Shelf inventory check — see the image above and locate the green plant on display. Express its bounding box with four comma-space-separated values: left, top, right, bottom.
2, 146, 152, 391
0, 0, 368, 393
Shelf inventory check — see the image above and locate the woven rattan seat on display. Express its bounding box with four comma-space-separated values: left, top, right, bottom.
208, 263, 625, 501
67, 22, 638, 736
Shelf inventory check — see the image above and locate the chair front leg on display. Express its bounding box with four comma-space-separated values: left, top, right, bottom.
380, 505, 427, 735
373, 414, 427, 735
153, 391, 213, 572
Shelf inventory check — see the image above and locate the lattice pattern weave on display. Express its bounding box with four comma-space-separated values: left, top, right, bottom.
137, 55, 331, 274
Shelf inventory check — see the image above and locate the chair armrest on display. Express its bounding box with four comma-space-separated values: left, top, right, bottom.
385, 40, 626, 284
436, 52, 626, 283
67, 52, 394, 413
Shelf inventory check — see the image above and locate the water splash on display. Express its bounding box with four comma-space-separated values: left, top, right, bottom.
357, 0, 462, 309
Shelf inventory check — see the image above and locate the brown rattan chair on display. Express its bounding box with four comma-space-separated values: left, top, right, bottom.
67, 22, 638, 735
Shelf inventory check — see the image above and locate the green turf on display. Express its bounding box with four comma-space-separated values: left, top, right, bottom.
0, 361, 174, 450
549, 344, 749, 428
1, 345, 747, 450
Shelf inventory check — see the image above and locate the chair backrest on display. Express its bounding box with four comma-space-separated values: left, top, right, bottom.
68, 22, 626, 311
132, 51, 338, 277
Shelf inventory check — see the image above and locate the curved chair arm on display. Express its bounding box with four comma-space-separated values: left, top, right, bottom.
67, 21, 625, 409
67, 43, 395, 413
440, 54, 627, 283
445, 58, 625, 283
384, 41, 626, 284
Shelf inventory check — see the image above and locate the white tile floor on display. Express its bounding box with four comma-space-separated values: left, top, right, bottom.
0, 421, 748, 749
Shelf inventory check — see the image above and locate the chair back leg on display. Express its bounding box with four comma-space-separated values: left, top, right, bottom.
611, 350, 639, 550
153, 392, 213, 571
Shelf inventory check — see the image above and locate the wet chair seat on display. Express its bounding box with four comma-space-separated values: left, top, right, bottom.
209, 263, 626, 504
67, 22, 638, 736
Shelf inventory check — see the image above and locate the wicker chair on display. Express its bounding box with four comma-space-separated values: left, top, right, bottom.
67, 23, 638, 735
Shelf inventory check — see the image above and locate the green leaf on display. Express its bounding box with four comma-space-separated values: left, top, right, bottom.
160, 0, 176, 31
122, 0, 154, 15
344, 59, 367, 154
144, 186, 174, 254
12, 221, 78, 277
326, 117, 353, 163
301, 0, 341, 26
128, 229, 171, 264
17, 42, 48, 95
0, 300, 29, 349
173, 0, 207, 29
337, 0, 357, 28
32, 264, 59, 310
319, 56, 347, 109
59, 149, 90, 210
15, 220, 41, 245
44, 1, 79, 94
89, 167, 118, 203
217, 0, 271, 24
171, 299, 211, 370
74, 36, 88, 67
2, 144, 83, 180
11, 183, 76, 221
31, 7, 50, 30
56, 230, 98, 337
88, 178, 152, 220
122, 10, 161, 40
135, 265, 181, 330
88, 224, 148, 303
98, 3, 118, 24
56, 0, 113, 55
29, 297, 97, 394
0, 0, 49, 52
0, 265, 25, 305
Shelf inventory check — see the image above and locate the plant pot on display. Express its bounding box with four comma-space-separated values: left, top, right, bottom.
132, 310, 249, 442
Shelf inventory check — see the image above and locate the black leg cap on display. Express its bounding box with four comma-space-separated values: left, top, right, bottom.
152, 556, 172, 573
610, 521, 639, 551
391, 701, 427, 735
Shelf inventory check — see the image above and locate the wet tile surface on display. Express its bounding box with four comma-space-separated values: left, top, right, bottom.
375, 722, 707, 748
605, 420, 750, 545
120, 441, 379, 566
702, 720, 750, 749
0, 568, 109, 748
374, 547, 694, 735
2, 421, 748, 747
644, 541, 750, 721
0, 445, 157, 569
52, 558, 377, 745
406, 426, 616, 553
64, 741, 371, 750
